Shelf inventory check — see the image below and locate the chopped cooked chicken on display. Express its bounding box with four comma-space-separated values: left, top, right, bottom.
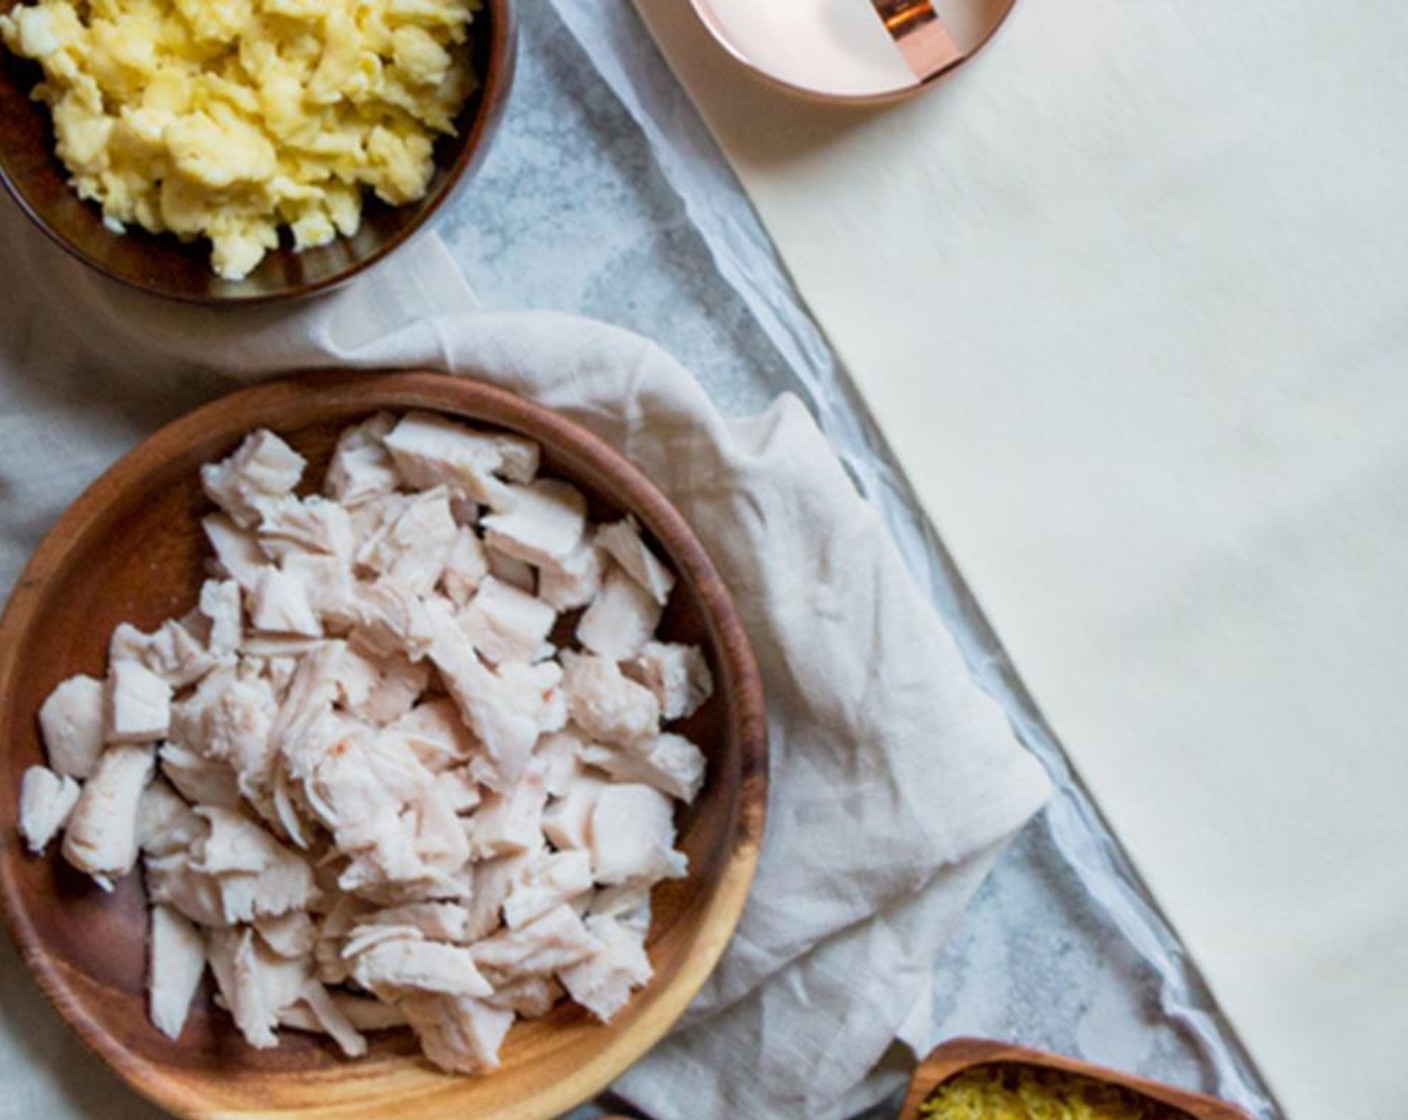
37, 674, 106, 781
365, 488, 458, 596
577, 568, 662, 661
249, 567, 323, 637
350, 939, 493, 1000
202, 514, 268, 591
561, 653, 660, 747
580, 734, 707, 804
480, 479, 587, 569
18, 766, 80, 855
459, 577, 556, 666
596, 516, 675, 606
17, 412, 704, 1073
207, 926, 309, 1049
470, 904, 597, 981
440, 526, 489, 607
148, 904, 206, 1040
624, 641, 714, 722
541, 775, 608, 852
537, 534, 605, 612
61, 744, 154, 883
403, 994, 514, 1075
483, 974, 562, 1018
325, 414, 400, 508
200, 579, 244, 655
255, 910, 318, 958
503, 850, 593, 930
559, 914, 653, 1023
533, 728, 584, 797
105, 661, 173, 744
383, 411, 538, 510
137, 779, 204, 857
201, 430, 306, 530
589, 784, 688, 886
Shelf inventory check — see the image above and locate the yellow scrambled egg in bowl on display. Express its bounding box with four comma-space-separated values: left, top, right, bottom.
0, 0, 480, 280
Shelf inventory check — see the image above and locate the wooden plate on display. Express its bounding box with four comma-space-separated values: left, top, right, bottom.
901, 1038, 1254, 1120
0, 0, 515, 304
0, 371, 768, 1119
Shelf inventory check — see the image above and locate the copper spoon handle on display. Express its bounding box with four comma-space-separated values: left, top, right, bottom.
871, 0, 965, 79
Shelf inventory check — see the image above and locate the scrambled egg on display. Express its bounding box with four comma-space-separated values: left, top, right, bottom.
0, 0, 479, 279
922, 1064, 1186, 1120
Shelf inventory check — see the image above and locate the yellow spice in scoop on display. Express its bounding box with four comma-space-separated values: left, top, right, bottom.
921, 1064, 1191, 1120
0, 0, 479, 279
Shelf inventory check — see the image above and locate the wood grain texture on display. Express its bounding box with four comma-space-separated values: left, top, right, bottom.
900, 1039, 1254, 1120
0, 0, 514, 304
0, 371, 768, 1120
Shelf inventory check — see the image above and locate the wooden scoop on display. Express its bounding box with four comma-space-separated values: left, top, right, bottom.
901, 1038, 1255, 1120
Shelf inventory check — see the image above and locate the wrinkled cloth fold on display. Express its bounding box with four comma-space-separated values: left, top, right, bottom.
0, 203, 1049, 1120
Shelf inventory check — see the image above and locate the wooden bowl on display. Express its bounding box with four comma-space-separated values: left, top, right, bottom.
901, 1039, 1254, 1120
0, 2, 515, 304
0, 371, 768, 1119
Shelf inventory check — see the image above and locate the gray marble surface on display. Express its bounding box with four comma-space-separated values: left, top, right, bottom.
431, 4, 1220, 1117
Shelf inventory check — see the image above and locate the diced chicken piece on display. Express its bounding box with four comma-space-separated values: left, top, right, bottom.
353, 580, 439, 663
541, 775, 607, 851
148, 904, 206, 1040
625, 641, 714, 722
581, 733, 707, 804
37, 674, 106, 779
145, 851, 227, 927
199, 579, 243, 654
407, 786, 472, 876
281, 979, 369, 1057
439, 526, 488, 607
480, 480, 587, 570
560, 653, 660, 748
160, 743, 242, 809
255, 910, 318, 958
176, 673, 277, 795
337, 645, 430, 727
105, 661, 172, 744
434, 767, 482, 813
485, 547, 536, 593
361, 901, 471, 941
18, 766, 80, 855
537, 534, 603, 613
110, 619, 221, 690
471, 768, 547, 859
365, 488, 458, 596
138, 779, 204, 857
577, 568, 662, 662
503, 850, 593, 929
588, 883, 654, 934
341, 923, 424, 960
559, 914, 653, 1024
466, 662, 566, 791
533, 728, 584, 797
324, 991, 407, 1030
463, 852, 533, 942
470, 904, 597, 980
280, 553, 356, 631
350, 939, 493, 1000
387, 699, 479, 772
596, 516, 675, 606
383, 411, 538, 510
201, 430, 306, 529
192, 806, 302, 875
589, 784, 688, 886
202, 515, 267, 591
403, 994, 514, 1075
325, 413, 400, 508
257, 494, 355, 565
460, 577, 555, 666
267, 642, 344, 779
305, 726, 412, 851
215, 849, 317, 924
483, 975, 562, 1018
207, 927, 308, 1049
248, 567, 323, 637
61, 744, 154, 882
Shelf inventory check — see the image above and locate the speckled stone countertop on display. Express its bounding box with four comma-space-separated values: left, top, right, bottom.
431, 5, 1226, 1117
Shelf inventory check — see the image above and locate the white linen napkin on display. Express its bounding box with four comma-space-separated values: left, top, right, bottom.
0, 200, 1050, 1120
